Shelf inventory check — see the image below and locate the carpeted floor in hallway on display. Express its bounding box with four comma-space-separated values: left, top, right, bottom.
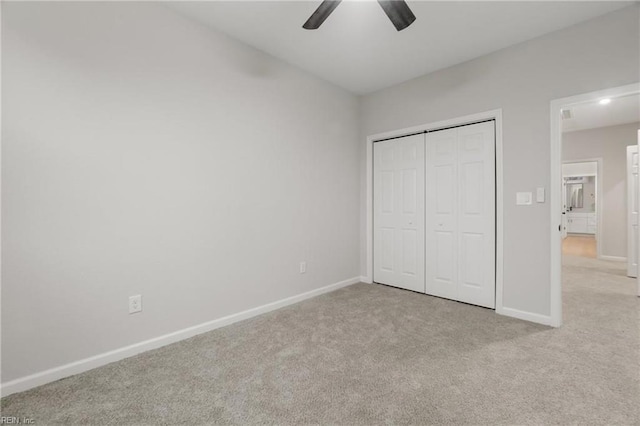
2, 255, 638, 424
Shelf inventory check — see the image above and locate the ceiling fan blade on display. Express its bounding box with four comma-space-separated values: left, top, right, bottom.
303, 0, 342, 30
377, 0, 416, 31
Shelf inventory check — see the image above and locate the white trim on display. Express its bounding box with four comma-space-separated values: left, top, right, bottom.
359, 275, 372, 284
365, 134, 373, 284
550, 82, 640, 328
600, 255, 627, 262
365, 109, 505, 314
562, 158, 603, 259
499, 307, 552, 326
0, 2, 4, 389
495, 111, 505, 316
0, 276, 360, 397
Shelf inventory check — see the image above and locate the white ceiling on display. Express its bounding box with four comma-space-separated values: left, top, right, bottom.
562, 93, 640, 133
166, 1, 632, 94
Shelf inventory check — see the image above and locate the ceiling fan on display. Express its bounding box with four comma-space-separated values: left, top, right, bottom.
303, 0, 416, 32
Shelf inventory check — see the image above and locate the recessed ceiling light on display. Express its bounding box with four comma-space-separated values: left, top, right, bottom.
599, 98, 611, 105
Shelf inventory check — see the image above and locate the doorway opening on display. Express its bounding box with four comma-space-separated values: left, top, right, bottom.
550, 83, 640, 327
561, 160, 601, 259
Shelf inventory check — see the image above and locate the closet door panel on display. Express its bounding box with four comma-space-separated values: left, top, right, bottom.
374, 143, 396, 283
426, 122, 495, 308
456, 122, 496, 308
426, 128, 458, 300
373, 134, 425, 292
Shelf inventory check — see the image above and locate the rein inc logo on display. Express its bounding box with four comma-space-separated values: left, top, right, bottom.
0, 418, 34, 425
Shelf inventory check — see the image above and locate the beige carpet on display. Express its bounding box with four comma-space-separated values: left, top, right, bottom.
2, 255, 639, 424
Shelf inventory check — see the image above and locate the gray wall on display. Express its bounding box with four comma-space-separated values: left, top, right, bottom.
360, 5, 639, 318
2, 2, 360, 382
563, 122, 640, 258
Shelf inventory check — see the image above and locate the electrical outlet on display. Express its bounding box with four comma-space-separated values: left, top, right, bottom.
299, 261, 307, 274
129, 295, 142, 314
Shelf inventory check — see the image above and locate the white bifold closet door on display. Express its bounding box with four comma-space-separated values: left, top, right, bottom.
627, 145, 638, 278
426, 121, 495, 308
373, 134, 425, 293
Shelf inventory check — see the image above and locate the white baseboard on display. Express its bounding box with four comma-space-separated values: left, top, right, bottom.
599, 255, 627, 262
0, 276, 360, 398
497, 306, 553, 327
360, 275, 372, 284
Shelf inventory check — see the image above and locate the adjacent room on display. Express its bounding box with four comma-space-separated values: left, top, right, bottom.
561, 94, 640, 264
2, 1, 639, 424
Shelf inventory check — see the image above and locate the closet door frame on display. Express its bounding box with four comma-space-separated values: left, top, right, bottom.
365, 109, 504, 314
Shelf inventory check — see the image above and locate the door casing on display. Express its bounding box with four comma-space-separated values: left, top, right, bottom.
627, 145, 639, 278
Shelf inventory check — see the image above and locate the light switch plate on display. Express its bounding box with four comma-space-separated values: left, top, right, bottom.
536, 187, 545, 203
516, 192, 532, 205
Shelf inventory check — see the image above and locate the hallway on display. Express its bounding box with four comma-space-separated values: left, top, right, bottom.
563, 234, 597, 258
